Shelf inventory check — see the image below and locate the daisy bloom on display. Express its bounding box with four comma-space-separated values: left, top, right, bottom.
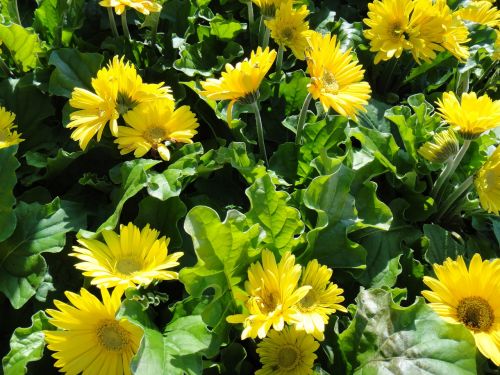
256, 326, 319, 375
200, 47, 276, 125
252, 0, 285, 18
305, 31, 371, 118
99, 0, 162, 15
418, 128, 459, 163
422, 254, 500, 365
265, 1, 312, 60
457, 1, 500, 29
226, 250, 311, 340
437, 1, 470, 62
0, 107, 23, 149
44, 288, 143, 375
474, 146, 500, 214
115, 100, 198, 161
70, 222, 184, 289
435, 92, 500, 139
291, 259, 347, 341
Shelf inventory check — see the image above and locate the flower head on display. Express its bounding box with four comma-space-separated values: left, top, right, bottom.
422, 254, 500, 365
0, 107, 23, 149
252, 0, 286, 18
115, 101, 198, 160
44, 288, 143, 375
475, 146, 500, 214
305, 31, 371, 118
256, 326, 319, 375
70, 223, 184, 289
418, 128, 459, 163
457, 1, 500, 28
99, 0, 161, 15
265, 1, 311, 59
226, 250, 311, 340
435, 92, 500, 139
291, 259, 347, 340
438, 1, 470, 62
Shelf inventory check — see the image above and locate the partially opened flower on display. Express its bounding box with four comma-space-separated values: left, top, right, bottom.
256, 326, 319, 375
0, 106, 23, 149
305, 31, 371, 118
44, 288, 143, 375
70, 223, 184, 289
418, 128, 459, 163
99, 0, 162, 15
457, 1, 500, 28
475, 146, 500, 214
252, 0, 286, 18
422, 254, 500, 365
435, 92, 500, 139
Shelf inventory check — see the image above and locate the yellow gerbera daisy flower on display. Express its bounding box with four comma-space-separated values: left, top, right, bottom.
265, 0, 311, 60
457, 1, 500, 28
226, 250, 311, 340
70, 222, 184, 289
363, 0, 414, 64
252, 0, 285, 18
0, 106, 23, 149
305, 31, 371, 118
256, 326, 319, 375
438, 3, 470, 62
115, 101, 198, 161
422, 254, 500, 366
99, 0, 162, 15
418, 128, 459, 163
474, 146, 500, 214
44, 287, 143, 375
435, 92, 500, 139
200, 47, 276, 125
291, 259, 347, 341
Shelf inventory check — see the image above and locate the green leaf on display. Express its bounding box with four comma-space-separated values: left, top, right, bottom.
209, 14, 244, 40
23, 149, 84, 185
0, 146, 19, 242
164, 316, 213, 356
339, 289, 476, 375
279, 70, 309, 116
48, 48, 104, 97
0, 198, 78, 308
246, 175, 304, 254
0, 0, 19, 23
0, 24, 42, 72
2, 311, 54, 375
423, 224, 465, 265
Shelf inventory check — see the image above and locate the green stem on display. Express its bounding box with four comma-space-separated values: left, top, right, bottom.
247, 2, 254, 33
121, 10, 131, 40
436, 175, 474, 221
13, 0, 22, 25
431, 139, 471, 199
258, 15, 264, 46
107, 8, 119, 38
262, 26, 270, 48
252, 100, 269, 166
295, 92, 312, 145
150, 13, 160, 45
273, 45, 284, 98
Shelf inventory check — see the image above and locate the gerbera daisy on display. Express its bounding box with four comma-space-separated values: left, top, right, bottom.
457, 1, 500, 29
305, 31, 371, 118
418, 128, 459, 163
422, 254, 500, 365
200, 47, 276, 124
70, 223, 184, 289
252, 0, 285, 18
256, 326, 319, 375
0, 106, 23, 149
438, 2, 470, 62
265, 1, 311, 60
44, 288, 143, 375
115, 101, 198, 161
226, 250, 311, 340
99, 0, 162, 15
435, 92, 500, 139
474, 146, 500, 214
291, 259, 347, 341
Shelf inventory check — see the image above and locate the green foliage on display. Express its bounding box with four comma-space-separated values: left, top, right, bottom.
0, 146, 19, 242
0, 24, 43, 71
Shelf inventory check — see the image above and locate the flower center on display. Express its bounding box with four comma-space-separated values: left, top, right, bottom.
145, 126, 166, 144
116, 92, 138, 115
299, 289, 318, 310
457, 296, 494, 332
116, 258, 142, 275
321, 70, 340, 94
96, 319, 130, 351
391, 22, 409, 39
277, 345, 300, 370
281, 27, 294, 41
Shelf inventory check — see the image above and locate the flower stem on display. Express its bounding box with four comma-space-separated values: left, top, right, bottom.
247, 1, 254, 33
436, 175, 474, 221
150, 13, 160, 45
262, 26, 270, 48
273, 45, 284, 98
295, 92, 312, 145
107, 8, 119, 38
121, 10, 131, 40
13, 0, 22, 25
252, 100, 269, 166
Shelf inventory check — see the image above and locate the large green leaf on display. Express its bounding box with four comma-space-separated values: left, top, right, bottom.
339, 289, 477, 375
209, 14, 245, 40
0, 24, 42, 72
423, 224, 465, 265
0, 146, 19, 242
279, 70, 309, 116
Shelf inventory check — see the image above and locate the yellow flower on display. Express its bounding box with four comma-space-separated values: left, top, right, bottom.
438, 2, 470, 62
363, 0, 414, 64
115, 100, 198, 161
265, 1, 311, 60
436, 92, 500, 139
305, 31, 371, 118
226, 250, 311, 340
418, 128, 459, 163
70, 223, 184, 289
422, 254, 500, 366
44, 288, 143, 375
200, 47, 276, 124
256, 326, 319, 375
457, 1, 500, 28
0, 107, 23, 149
99, 0, 161, 15
252, 0, 286, 18
494, 30, 500, 61
291, 259, 347, 341
475, 146, 500, 214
